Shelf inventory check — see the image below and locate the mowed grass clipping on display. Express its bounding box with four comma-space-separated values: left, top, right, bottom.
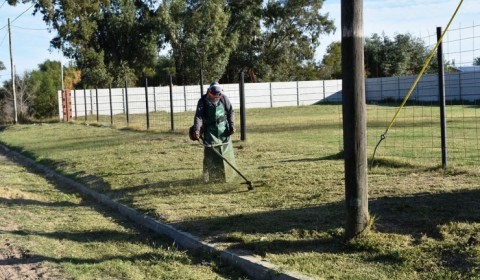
1, 104, 479, 279
0, 155, 246, 279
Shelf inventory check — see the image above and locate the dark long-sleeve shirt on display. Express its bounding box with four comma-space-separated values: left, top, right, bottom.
193, 95, 234, 132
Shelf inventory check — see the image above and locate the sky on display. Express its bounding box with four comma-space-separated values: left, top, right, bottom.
0, 2, 63, 84
0, 0, 479, 84
317, 0, 479, 64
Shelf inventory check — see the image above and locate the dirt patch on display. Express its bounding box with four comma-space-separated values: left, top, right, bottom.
0, 239, 63, 279
0, 239, 65, 280
0, 154, 66, 279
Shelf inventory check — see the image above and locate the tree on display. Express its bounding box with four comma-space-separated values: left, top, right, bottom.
25, 0, 110, 86
27, 60, 62, 118
319, 41, 342, 79
158, 0, 239, 85
364, 33, 434, 78
0, 59, 76, 121
225, 0, 335, 82
474, 57, 480, 66
9, 0, 335, 86
0, 61, 5, 71
260, 0, 335, 81
9, 0, 160, 87
94, 0, 161, 86
151, 55, 176, 86
1, 74, 34, 122
223, 0, 263, 82
63, 66, 82, 90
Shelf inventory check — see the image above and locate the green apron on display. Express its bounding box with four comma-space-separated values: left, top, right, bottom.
203, 100, 237, 183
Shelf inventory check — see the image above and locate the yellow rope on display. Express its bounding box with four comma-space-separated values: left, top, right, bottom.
370, 0, 464, 166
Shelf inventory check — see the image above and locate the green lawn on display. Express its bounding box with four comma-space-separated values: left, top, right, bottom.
0, 155, 246, 279
0, 104, 479, 279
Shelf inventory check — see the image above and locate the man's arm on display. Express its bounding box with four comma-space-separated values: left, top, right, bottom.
193, 97, 205, 131
223, 95, 235, 129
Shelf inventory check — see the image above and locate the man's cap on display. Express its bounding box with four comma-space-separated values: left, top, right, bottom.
209, 84, 223, 96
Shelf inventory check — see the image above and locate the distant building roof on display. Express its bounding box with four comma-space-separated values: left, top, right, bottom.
450, 66, 480, 72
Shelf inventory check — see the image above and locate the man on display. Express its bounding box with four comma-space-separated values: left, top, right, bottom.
191, 82, 237, 183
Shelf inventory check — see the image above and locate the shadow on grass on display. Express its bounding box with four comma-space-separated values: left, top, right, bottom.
281, 151, 344, 163
0, 172, 247, 278
7, 229, 139, 243
0, 251, 183, 266
0, 197, 77, 208
368, 157, 415, 169
369, 189, 480, 237
1, 228, 191, 265
173, 188, 480, 256
3, 143, 479, 275
2, 220, 247, 278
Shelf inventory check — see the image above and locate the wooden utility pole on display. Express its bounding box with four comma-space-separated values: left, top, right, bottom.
61, 46, 64, 91
341, 0, 369, 240
8, 18, 18, 124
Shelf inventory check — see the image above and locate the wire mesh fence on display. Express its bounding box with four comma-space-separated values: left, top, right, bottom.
369, 23, 480, 167
61, 79, 344, 143
59, 23, 480, 168
367, 101, 480, 167
60, 73, 479, 168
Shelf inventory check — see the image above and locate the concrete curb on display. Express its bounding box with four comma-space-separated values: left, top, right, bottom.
0, 144, 315, 280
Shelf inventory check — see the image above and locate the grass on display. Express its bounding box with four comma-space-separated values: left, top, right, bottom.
0, 104, 479, 279
0, 153, 247, 279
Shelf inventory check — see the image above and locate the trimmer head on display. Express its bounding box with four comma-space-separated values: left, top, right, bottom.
245, 181, 254, 191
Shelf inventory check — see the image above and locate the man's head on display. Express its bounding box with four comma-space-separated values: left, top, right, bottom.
208, 83, 223, 99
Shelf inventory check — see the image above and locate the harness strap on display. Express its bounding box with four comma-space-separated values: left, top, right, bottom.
206, 115, 227, 126
202, 95, 227, 127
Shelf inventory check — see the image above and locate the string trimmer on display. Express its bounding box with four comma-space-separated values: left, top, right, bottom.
198, 138, 254, 191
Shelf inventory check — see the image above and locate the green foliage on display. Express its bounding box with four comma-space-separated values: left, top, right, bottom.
27, 60, 62, 118
158, 0, 239, 84
153, 55, 176, 86
257, 0, 335, 81
474, 57, 480, 66
223, 0, 263, 82
294, 62, 323, 81
319, 41, 342, 79
77, 49, 112, 87
0, 61, 5, 71
11, 0, 335, 85
1, 60, 63, 121
22, 0, 159, 88
365, 33, 436, 78
16, 1, 451, 84
96, 0, 160, 86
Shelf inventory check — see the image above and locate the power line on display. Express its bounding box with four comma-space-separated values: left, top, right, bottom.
0, 1, 7, 10
13, 25, 48, 31
0, 3, 34, 30
11, 4, 34, 23
0, 30, 7, 47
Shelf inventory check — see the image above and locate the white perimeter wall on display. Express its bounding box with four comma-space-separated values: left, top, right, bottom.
58, 72, 480, 119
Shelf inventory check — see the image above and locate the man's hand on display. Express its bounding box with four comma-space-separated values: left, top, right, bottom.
189, 126, 201, 141
229, 127, 236, 135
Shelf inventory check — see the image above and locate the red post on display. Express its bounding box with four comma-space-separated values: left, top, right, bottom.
62, 89, 72, 121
